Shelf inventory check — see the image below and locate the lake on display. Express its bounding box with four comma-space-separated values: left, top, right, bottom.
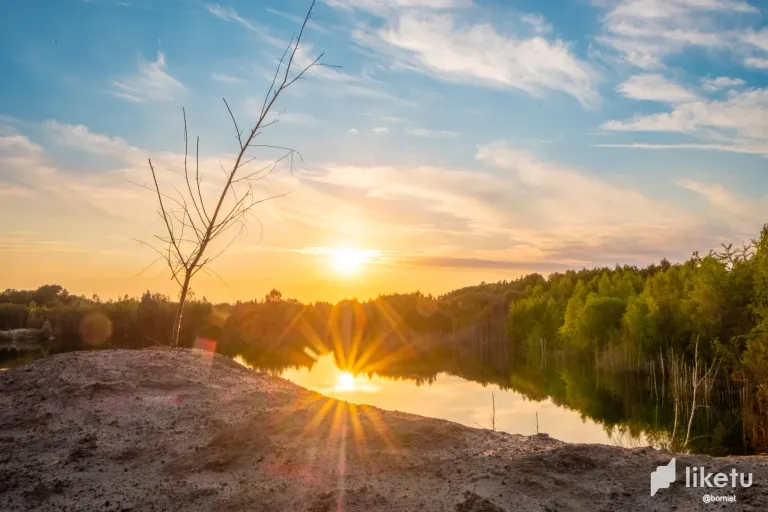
260, 352, 632, 447
2, 343, 750, 455
228, 342, 750, 456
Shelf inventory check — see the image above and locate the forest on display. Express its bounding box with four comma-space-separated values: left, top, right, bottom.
2, 225, 768, 453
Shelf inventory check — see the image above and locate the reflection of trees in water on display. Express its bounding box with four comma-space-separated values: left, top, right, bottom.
230, 321, 747, 455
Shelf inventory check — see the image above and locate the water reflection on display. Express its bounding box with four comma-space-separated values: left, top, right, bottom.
230, 338, 747, 456
275, 352, 619, 446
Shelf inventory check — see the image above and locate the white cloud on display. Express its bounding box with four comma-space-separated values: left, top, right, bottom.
404, 127, 458, 139
380, 115, 412, 124
356, 12, 599, 107
373, 127, 390, 134
277, 112, 318, 126
605, 87, 768, 136
595, 0, 759, 69
701, 76, 746, 92
475, 142, 667, 227
745, 57, 768, 69
601, 87, 768, 157
43, 120, 142, 160
264, 7, 330, 34
617, 74, 697, 103
327, 0, 471, 14
205, 4, 258, 32
677, 179, 747, 215
593, 142, 768, 156
212, 73, 246, 84
744, 28, 768, 51
348, 128, 360, 134
1, 119, 763, 276
204, 4, 285, 48
110, 51, 186, 103
285, 44, 416, 107
307, 141, 711, 263
204, 5, 415, 108
245, 100, 318, 126
520, 13, 552, 35
677, 179, 768, 232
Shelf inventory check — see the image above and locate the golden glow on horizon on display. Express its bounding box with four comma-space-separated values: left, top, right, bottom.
329, 248, 367, 276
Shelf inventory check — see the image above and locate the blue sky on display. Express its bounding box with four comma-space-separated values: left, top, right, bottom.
1, 0, 768, 301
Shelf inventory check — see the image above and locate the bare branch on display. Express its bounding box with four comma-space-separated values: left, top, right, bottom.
135, 0, 326, 346
223, 98, 244, 150
148, 159, 188, 271
182, 109, 209, 229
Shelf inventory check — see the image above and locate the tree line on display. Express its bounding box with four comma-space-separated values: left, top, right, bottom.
2, 225, 768, 450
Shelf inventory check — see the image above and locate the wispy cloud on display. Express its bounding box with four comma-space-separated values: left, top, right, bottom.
204, 4, 285, 48
212, 73, 246, 84
677, 179, 747, 215
264, 7, 330, 34
205, 4, 259, 32
2, 119, 763, 279
601, 86, 768, 157
595, 0, 759, 69
520, 13, 552, 35
43, 120, 142, 160
617, 74, 697, 103
249, 102, 319, 126
745, 57, 768, 69
373, 127, 389, 134
404, 127, 458, 139
354, 11, 600, 107
290, 142, 722, 265
110, 51, 185, 103
743, 28, 768, 68
327, 0, 471, 14
404, 255, 573, 271
701, 76, 745, 92
276, 112, 318, 126
677, 178, 768, 233
593, 142, 768, 157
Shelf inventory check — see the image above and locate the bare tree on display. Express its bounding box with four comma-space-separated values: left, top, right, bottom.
136, 1, 330, 346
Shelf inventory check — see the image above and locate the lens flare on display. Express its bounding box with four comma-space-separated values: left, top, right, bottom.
335, 371, 356, 392
79, 312, 112, 346
330, 249, 365, 275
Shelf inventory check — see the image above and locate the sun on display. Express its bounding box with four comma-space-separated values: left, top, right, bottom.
330, 248, 366, 275
335, 371, 357, 392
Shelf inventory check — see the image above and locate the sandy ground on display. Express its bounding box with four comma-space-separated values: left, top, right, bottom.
1, 348, 767, 511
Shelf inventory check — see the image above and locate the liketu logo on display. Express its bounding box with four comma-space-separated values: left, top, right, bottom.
651, 458, 677, 496
650, 458, 753, 497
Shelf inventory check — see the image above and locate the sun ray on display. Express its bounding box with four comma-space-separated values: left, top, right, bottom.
359, 404, 397, 451
303, 397, 337, 437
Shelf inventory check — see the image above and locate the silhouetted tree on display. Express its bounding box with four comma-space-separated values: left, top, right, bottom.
136, 1, 332, 345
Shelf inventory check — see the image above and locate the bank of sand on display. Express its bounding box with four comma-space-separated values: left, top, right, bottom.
1, 348, 767, 511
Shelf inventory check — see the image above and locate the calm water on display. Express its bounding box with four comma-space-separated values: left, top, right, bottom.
229, 342, 750, 455
2, 345, 749, 455
264, 353, 634, 447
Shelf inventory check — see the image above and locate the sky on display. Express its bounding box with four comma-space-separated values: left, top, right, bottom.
1, 0, 768, 303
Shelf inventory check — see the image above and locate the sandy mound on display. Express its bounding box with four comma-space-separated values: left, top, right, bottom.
1, 348, 766, 511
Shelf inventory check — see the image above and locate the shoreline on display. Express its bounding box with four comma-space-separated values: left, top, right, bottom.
1, 348, 766, 511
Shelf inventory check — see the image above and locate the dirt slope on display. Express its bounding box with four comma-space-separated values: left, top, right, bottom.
1, 348, 766, 511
